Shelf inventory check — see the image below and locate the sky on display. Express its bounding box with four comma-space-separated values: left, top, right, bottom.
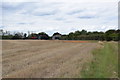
0, 0, 119, 35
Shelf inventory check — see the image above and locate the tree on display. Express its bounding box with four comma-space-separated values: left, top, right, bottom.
38, 32, 49, 40
12, 33, 23, 39
23, 33, 27, 39
81, 30, 87, 35
105, 30, 116, 41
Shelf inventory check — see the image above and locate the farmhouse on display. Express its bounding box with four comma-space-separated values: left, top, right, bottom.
52, 32, 61, 40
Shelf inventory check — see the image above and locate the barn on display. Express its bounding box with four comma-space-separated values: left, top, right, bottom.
52, 32, 61, 40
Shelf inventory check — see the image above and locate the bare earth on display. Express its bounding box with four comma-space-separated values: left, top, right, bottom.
2, 40, 99, 78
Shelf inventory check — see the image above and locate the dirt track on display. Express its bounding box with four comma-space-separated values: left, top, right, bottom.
2, 40, 99, 78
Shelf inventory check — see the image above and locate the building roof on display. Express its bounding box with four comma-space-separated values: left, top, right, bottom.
53, 32, 61, 36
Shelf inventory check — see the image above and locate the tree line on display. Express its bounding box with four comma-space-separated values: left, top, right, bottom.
0, 29, 120, 41
61, 29, 120, 41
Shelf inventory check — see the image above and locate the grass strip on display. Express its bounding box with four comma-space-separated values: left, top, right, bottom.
81, 42, 118, 78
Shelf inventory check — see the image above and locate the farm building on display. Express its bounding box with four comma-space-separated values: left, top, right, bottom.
52, 32, 61, 40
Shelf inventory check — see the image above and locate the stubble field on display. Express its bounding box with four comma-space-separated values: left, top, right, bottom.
2, 40, 100, 78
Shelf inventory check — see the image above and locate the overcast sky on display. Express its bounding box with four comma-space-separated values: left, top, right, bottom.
0, 0, 119, 35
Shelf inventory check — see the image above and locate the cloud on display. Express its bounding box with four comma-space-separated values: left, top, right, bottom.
17, 22, 33, 25
31, 8, 58, 16
2, 0, 119, 2
2, 2, 25, 14
67, 9, 84, 15
77, 16, 96, 19
1, 0, 118, 35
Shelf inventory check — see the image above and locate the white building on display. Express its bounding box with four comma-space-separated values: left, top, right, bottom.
52, 32, 61, 40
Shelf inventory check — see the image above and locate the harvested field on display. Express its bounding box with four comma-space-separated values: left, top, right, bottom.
63, 41, 89, 43
2, 40, 100, 78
